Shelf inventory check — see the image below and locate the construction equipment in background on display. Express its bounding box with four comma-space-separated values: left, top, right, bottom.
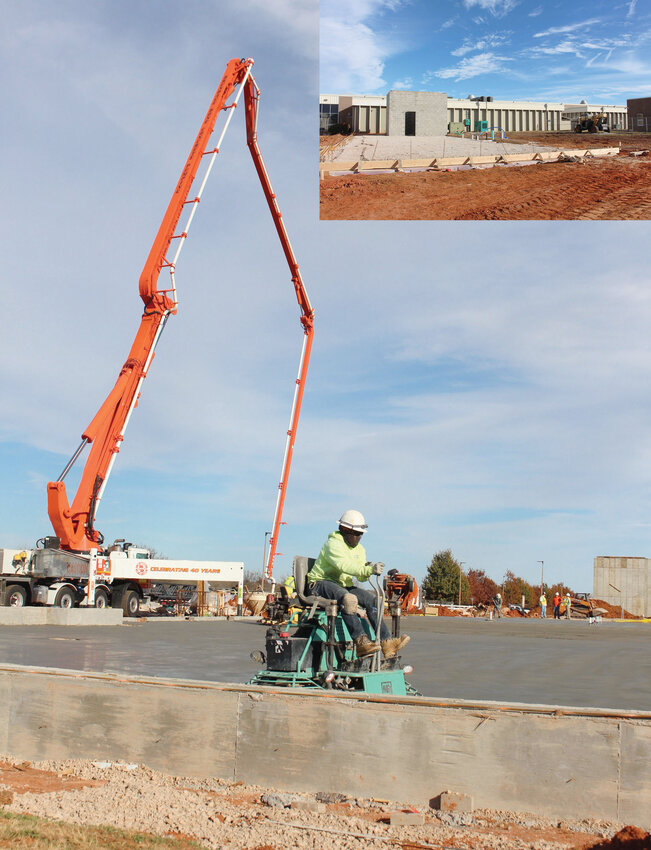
562, 110, 610, 133
3, 58, 312, 611
565, 593, 608, 619
249, 557, 418, 695
385, 569, 421, 614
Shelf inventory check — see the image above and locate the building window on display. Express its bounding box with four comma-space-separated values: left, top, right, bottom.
320, 103, 339, 133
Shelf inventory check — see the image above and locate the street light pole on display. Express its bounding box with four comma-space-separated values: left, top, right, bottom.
459, 562, 465, 606
538, 560, 544, 595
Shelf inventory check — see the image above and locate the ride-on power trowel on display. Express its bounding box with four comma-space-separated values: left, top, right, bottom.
248, 557, 419, 695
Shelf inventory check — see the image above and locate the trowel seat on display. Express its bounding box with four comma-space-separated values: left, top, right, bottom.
293, 555, 332, 611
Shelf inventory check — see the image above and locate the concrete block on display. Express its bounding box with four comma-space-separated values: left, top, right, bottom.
386, 91, 448, 136
390, 810, 425, 825
290, 799, 326, 813
433, 790, 474, 813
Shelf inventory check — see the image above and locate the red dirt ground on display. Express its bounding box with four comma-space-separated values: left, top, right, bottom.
319, 132, 651, 221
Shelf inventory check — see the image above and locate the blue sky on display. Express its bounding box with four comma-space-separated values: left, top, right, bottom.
2, 0, 651, 595
320, 0, 651, 102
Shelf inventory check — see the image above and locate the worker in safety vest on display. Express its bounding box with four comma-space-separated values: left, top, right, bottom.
564, 593, 572, 620
552, 591, 561, 619
539, 593, 547, 618
306, 510, 410, 659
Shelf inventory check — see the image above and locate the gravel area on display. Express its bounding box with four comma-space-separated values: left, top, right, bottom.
0, 755, 632, 850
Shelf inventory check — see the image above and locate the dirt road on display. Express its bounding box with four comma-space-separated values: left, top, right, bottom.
319, 132, 651, 220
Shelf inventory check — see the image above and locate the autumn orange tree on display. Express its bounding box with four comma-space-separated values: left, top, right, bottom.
466, 568, 499, 605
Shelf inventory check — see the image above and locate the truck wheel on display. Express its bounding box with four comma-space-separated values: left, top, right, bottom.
5, 584, 28, 607
54, 586, 76, 608
94, 588, 110, 608
122, 589, 140, 617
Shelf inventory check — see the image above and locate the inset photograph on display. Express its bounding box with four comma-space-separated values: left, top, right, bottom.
320, 0, 650, 220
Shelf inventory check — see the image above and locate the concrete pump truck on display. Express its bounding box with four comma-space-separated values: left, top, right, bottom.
0, 58, 314, 615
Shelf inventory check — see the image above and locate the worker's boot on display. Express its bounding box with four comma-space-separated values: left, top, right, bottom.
355, 635, 379, 658
381, 635, 411, 659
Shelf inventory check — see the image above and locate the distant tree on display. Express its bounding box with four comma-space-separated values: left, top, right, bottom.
243, 569, 263, 589
547, 581, 575, 600
466, 568, 499, 605
422, 549, 469, 603
133, 544, 167, 559
502, 570, 537, 607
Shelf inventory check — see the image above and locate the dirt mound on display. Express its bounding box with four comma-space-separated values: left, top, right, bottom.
505, 131, 650, 154
589, 825, 651, 849
592, 600, 643, 620
437, 606, 465, 616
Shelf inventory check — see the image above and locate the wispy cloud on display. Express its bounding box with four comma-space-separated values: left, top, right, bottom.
527, 40, 584, 57
528, 5, 543, 16
391, 77, 414, 88
627, 0, 637, 18
462, 0, 519, 18
433, 52, 513, 81
452, 32, 511, 56
534, 19, 601, 38
320, 0, 408, 92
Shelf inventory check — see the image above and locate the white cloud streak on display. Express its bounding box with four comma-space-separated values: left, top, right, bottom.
534, 18, 601, 38
462, 0, 519, 18
434, 52, 513, 80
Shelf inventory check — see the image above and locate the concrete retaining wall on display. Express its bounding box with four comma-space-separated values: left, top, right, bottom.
0, 609, 123, 626
594, 556, 650, 617
0, 663, 649, 828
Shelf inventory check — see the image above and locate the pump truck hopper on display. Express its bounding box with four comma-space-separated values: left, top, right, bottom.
248, 557, 420, 695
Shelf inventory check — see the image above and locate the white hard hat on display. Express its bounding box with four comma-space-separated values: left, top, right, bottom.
338, 509, 368, 533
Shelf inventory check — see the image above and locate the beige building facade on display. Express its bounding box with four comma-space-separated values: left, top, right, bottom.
320, 93, 628, 135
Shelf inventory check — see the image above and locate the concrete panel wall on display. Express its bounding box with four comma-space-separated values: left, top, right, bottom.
0, 609, 123, 626
594, 557, 650, 617
387, 91, 448, 136
0, 664, 649, 828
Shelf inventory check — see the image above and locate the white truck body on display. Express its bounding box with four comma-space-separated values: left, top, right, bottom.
0, 547, 244, 615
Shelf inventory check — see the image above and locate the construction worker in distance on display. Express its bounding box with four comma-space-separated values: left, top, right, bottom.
564, 592, 572, 620
492, 591, 503, 618
306, 510, 410, 659
552, 590, 561, 619
539, 592, 547, 619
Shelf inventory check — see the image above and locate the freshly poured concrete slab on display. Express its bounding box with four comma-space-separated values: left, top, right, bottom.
0, 618, 649, 712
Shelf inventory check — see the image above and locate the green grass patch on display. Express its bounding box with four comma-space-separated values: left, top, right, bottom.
0, 807, 204, 849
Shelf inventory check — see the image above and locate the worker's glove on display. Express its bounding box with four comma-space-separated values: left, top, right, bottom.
372, 562, 385, 575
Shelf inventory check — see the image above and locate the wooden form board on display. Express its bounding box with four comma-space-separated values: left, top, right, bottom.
320, 147, 620, 174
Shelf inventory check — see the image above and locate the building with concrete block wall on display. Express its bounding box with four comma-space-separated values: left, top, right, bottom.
386, 90, 448, 136
594, 556, 650, 617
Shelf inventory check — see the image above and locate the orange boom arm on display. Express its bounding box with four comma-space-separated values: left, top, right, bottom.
47, 59, 313, 562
